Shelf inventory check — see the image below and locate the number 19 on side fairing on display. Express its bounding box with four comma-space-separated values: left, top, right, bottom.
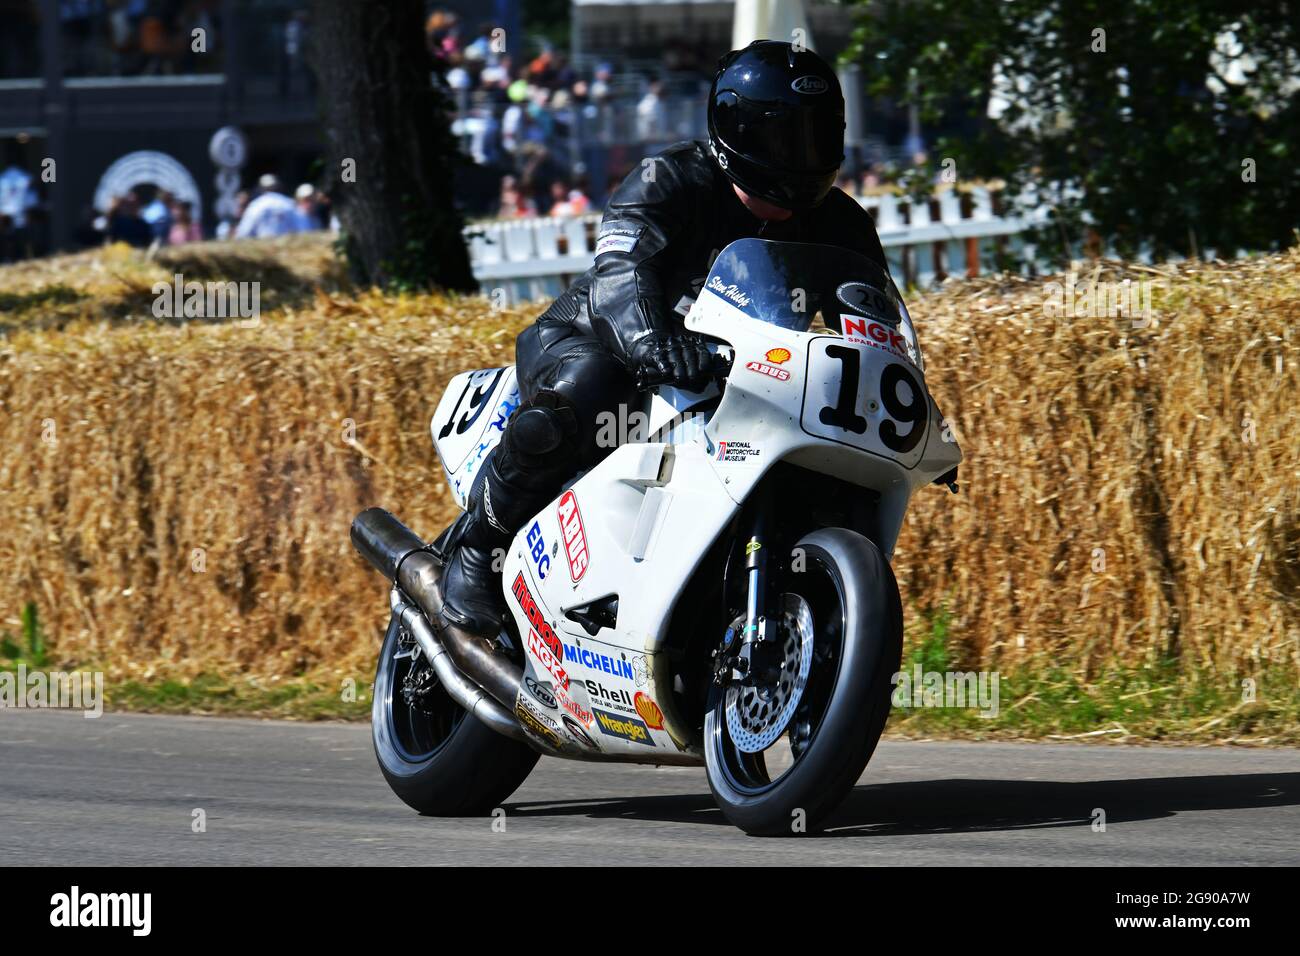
350, 238, 962, 835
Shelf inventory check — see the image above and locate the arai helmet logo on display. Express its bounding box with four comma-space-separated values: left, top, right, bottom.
707, 275, 751, 308
791, 75, 828, 95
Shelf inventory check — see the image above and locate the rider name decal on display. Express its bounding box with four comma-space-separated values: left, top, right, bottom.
707, 275, 752, 308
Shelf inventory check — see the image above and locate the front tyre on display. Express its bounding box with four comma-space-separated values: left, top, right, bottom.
372, 611, 539, 815
705, 528, 903, 836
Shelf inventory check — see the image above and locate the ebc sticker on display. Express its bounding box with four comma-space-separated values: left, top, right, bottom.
592, 708, 655, 747
526, 521, 550, 580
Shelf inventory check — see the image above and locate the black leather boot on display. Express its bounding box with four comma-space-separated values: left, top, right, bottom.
439, 400, 576, 636
439, 473, 516, 636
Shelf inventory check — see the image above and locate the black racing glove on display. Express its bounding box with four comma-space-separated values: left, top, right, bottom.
630, 332, 717, 391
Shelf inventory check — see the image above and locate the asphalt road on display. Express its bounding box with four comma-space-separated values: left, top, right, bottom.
2, 708, 1295, 865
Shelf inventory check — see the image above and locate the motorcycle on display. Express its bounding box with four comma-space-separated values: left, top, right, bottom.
350, 237, 962, 835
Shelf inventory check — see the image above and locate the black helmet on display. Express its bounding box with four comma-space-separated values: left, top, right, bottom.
708, 40, 845, 210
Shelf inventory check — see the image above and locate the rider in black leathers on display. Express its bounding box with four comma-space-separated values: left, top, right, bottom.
439, 40, 893, 635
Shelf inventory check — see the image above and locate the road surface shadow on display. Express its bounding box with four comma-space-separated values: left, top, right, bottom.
509, 772, 1299, 835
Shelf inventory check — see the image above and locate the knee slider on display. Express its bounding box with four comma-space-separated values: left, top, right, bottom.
508, 403, 568, 457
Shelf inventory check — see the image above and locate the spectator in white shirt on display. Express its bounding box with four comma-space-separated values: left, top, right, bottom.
235, 175, 310, 239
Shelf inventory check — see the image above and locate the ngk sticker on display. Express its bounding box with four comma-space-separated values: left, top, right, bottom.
557, 490, 589, 581
842, 315, 912, 363
527, 628, 569, 690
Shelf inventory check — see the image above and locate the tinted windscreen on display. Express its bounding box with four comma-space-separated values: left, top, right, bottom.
702, 239, 901, 332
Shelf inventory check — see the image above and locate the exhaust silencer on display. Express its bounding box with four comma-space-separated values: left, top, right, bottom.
351, 508, 527, 739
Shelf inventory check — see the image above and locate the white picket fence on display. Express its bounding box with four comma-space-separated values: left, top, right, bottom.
466, 185, 1041, 303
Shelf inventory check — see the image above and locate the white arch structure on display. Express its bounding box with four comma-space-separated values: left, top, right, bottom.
92, 150, 204, 224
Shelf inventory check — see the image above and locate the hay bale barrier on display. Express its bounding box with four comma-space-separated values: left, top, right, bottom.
1, 237, 1296, 735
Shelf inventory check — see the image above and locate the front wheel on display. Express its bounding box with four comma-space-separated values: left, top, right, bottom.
372, 610, 539, 815
704, 528, 903, 836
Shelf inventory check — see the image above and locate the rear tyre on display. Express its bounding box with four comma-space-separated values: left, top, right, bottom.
372, 612, 539, 815
704, 528, 903, 836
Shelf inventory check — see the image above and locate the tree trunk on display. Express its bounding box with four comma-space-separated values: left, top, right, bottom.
308, 0, 476, 291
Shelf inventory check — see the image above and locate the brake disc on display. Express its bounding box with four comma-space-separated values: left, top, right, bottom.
725, 593, 814, 754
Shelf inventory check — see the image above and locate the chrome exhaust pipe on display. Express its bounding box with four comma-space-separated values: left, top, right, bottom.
352, 508, 526, 722
389, 592, 527, 743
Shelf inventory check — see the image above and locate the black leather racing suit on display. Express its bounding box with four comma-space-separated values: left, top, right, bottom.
463, 140, 892, 568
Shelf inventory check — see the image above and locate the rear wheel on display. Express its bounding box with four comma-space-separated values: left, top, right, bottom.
704, 528, 902, 836
372, 611, 539, 815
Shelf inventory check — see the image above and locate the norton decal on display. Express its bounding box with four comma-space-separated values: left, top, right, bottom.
516, 701, 563, 749
557, 490, 589, 581
593, 708, 655, 747
745, 360, 790, 382
524, 675, 557, 709
563, 714, 598, 749
564, 642, 635, 680
512, 571, 563, 663
634, 692, 665, 730
526, 521, 550, 580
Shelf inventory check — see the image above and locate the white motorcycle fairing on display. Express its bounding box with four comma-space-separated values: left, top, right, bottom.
432, 240, 962, 761
431, 367, 520, 510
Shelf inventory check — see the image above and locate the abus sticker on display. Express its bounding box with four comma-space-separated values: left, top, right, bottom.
557, 490, 589, 580
745, 360, 790, 382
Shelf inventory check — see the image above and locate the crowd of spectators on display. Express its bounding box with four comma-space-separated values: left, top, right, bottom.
425, 11, 714, 219
69, 174, 331, 252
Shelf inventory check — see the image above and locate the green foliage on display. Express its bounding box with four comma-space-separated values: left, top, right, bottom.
1, 603, 50, 666
21, 602, 47, 667
846, 0, 1300, 260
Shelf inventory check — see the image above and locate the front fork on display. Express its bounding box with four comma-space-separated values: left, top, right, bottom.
714, 484, 781, 689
